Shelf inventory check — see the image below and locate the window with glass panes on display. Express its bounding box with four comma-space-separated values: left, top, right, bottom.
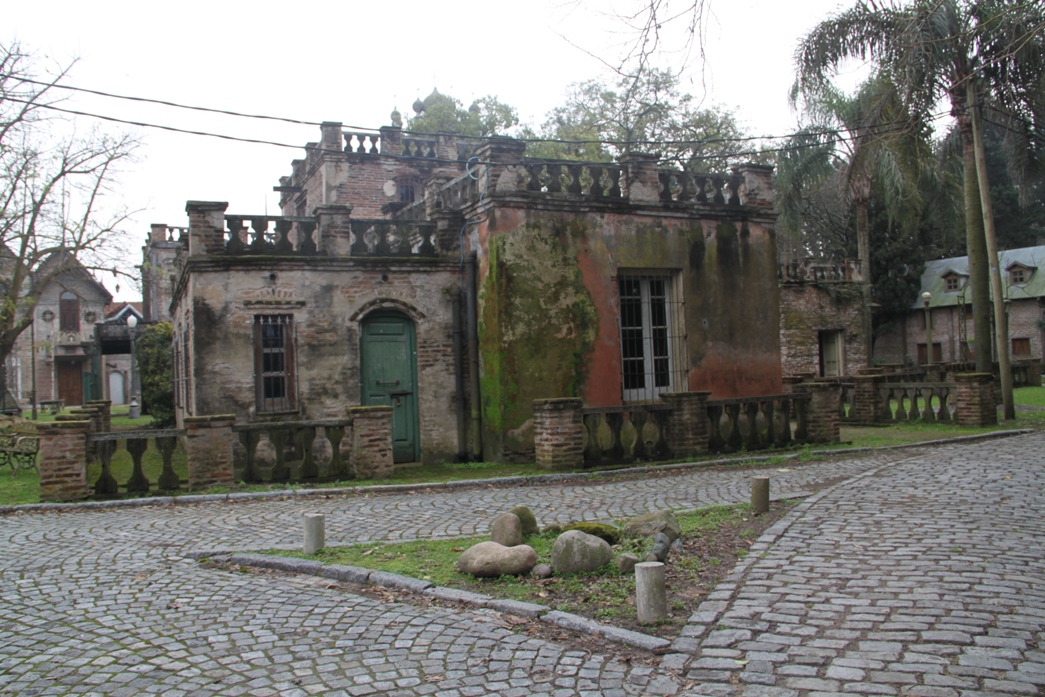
253, 315, 296, 413
617, 274, 684, 401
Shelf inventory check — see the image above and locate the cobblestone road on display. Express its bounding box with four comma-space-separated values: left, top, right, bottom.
0, 435, 1042, 696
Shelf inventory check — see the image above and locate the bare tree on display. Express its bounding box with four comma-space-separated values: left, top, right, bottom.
0, 43, 138, 403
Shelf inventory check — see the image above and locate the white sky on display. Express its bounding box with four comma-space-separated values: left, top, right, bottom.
7, 0, 866, 300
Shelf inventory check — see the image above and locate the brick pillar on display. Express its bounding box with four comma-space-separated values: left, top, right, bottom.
431, 210, 465, 256
85, 400, 112, 432
184, 415, 235, 490
618, 152, 661, 202
735, 163, 775, 209
849, 375, 880, 424
185, 201, 229, 257
805, 381, 841, 443
315, 204, 353, 256
954, 373, 998, 427
347, 406, 394, 479
660, 391, 711, 457
533, 398, 584, 471
38, 420, 90, 502
379, 124, 402, 155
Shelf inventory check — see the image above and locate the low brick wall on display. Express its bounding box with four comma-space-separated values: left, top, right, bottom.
346, 406, 393, 479
38, 420, 90, 502
533, 398, 584, 471
184, 415, 235, 490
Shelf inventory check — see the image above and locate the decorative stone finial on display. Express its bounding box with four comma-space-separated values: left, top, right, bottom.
468, 101, 480, 114
412, 97, 425, 114
390, 109, 403, 127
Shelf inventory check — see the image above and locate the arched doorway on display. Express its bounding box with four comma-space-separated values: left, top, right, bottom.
360, 312, 420, 463
109, 371, 127, 405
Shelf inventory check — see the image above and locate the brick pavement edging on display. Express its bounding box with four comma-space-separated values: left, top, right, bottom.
0, 429, 1030, 516
186, 551, 675, 654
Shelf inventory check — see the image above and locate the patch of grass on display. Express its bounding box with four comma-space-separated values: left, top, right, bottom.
1014, 386, 1045, 408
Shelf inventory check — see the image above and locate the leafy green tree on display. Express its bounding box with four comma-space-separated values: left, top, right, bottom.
794, 0, 1045, 376
134, 322, 174, 428
405, 90, 519, 137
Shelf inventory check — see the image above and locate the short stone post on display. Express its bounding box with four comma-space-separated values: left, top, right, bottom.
183, 415, 236, 490
660, 391, 711, 458
619, 152, 662, 202
186, 201, 230, 257
849, 375, 880, 424
532, 398, 584, 471
805, 381, 841, 443
38, 420, 90, 502
346, 406, 394, 479
85, 400, 112, 432
954, 373, 998, 427
751, 476, 769, 515
303, 513, 325, 554
635, 562, 668, 625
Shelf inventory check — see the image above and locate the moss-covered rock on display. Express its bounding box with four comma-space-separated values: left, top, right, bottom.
562, 522, 620, 545
509, 505, 539, 538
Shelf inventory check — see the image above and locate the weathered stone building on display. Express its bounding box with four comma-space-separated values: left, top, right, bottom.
157, 120, 782, 464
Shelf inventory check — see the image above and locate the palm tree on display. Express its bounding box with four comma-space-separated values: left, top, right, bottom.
780, 73, 928, 366
794, 0, 1045, 396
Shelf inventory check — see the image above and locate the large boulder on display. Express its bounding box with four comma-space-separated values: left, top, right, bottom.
455, 541, 537, 578
621, 510, 682, 544
491, 513, 523, 547
508, 505, 539, 537
550, 530, 613, 574
562, 521, 620, 545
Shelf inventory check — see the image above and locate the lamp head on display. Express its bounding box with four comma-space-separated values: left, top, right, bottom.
126, 314, 138, 329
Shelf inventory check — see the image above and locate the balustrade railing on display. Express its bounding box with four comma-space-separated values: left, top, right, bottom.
88, 430, 182, 496
706, 394, 809, 454
344, 132, 380, 154
778, 259, 860, 283
520, 162, 624, 198
224, 215, 319, 255
581, 404, 672, 466
657, 170, 740, 205
233, 420, 352, 484
349, 219, 438, 256
877, 383, 955, 423
402, 138, 437, 158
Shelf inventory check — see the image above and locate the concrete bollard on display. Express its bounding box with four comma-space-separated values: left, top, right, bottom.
635, 561, 668, 625
751, 476, 769, 516
303, 513, 326, 555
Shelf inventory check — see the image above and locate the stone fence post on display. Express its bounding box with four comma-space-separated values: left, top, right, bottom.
184, 415, 236, 490
804, 381, 841, 444
660, 391, 711, 458
38, 420, 90, 502
85, 400, 112, 432
849, 375, 879, 424
346, 406, 394, 479
533, 398, 584, 471
315, 204, 353, 256
954, 373, 998, 427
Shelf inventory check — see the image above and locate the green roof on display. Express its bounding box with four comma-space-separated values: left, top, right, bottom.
914, 245, 1045, 309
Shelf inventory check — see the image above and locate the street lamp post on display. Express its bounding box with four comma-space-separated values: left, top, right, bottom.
127, 314, 139, 419
921, 291, 933, 365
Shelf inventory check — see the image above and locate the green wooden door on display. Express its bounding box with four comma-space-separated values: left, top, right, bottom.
360, 313, 420, 463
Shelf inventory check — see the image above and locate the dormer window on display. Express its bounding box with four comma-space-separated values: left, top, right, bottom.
942, 272, 965, 292
1009, 264, 1032, 285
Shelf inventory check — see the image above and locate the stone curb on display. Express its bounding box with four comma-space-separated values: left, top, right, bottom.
0, 428, 1030, 516
196, 552, 672, 653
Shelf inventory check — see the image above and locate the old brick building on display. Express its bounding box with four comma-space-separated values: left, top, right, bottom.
875, 246, 1045, 366
157, 120, 782, 464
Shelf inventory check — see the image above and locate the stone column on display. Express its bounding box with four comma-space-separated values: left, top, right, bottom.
183, 415, 236, 490
618, 153, 661, 202
346, 406, 394, 479
533, 398, 584, 471
185, 201, 229, 257
38, 420, 90, 502
315, 204, 353, 256
954, 373, 998, 427
849, 375, 880, 424
379, 125, 403, 156
472, 137, 528, 192
660, 391, 711, 458
805, 381, 841, 444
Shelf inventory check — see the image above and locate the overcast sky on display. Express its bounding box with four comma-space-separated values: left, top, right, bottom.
7, 0, 862, 300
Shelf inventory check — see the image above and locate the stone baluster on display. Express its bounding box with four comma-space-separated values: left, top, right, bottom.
125, 438, 150, 493
156, 436, 179, 491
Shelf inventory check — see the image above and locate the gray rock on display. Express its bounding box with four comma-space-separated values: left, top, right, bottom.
509, 505, 539, 537
455, 541, 537, 577
550, 530, 613, 574
621, 510, 682, 543
491, 512, 523, 547
532, 563, 553, 578
616, 553, 639, 574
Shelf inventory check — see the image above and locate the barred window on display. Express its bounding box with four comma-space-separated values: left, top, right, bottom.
253, 315, 296, 413
617, 274, 686, 402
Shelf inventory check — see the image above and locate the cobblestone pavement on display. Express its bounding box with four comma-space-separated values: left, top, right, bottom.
675, 434, 1045, 696
0, 436, 1041, 696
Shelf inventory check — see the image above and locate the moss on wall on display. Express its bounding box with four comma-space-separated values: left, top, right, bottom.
480, 222, 598, 458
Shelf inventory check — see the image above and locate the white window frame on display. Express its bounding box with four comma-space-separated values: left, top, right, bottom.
617, 273, 685, 402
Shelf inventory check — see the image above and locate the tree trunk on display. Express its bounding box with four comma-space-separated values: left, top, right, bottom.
855, 198, 873, 368
959, 114, 992, 373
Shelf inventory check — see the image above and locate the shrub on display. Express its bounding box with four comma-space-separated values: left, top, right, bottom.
135, 322, 174, 428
